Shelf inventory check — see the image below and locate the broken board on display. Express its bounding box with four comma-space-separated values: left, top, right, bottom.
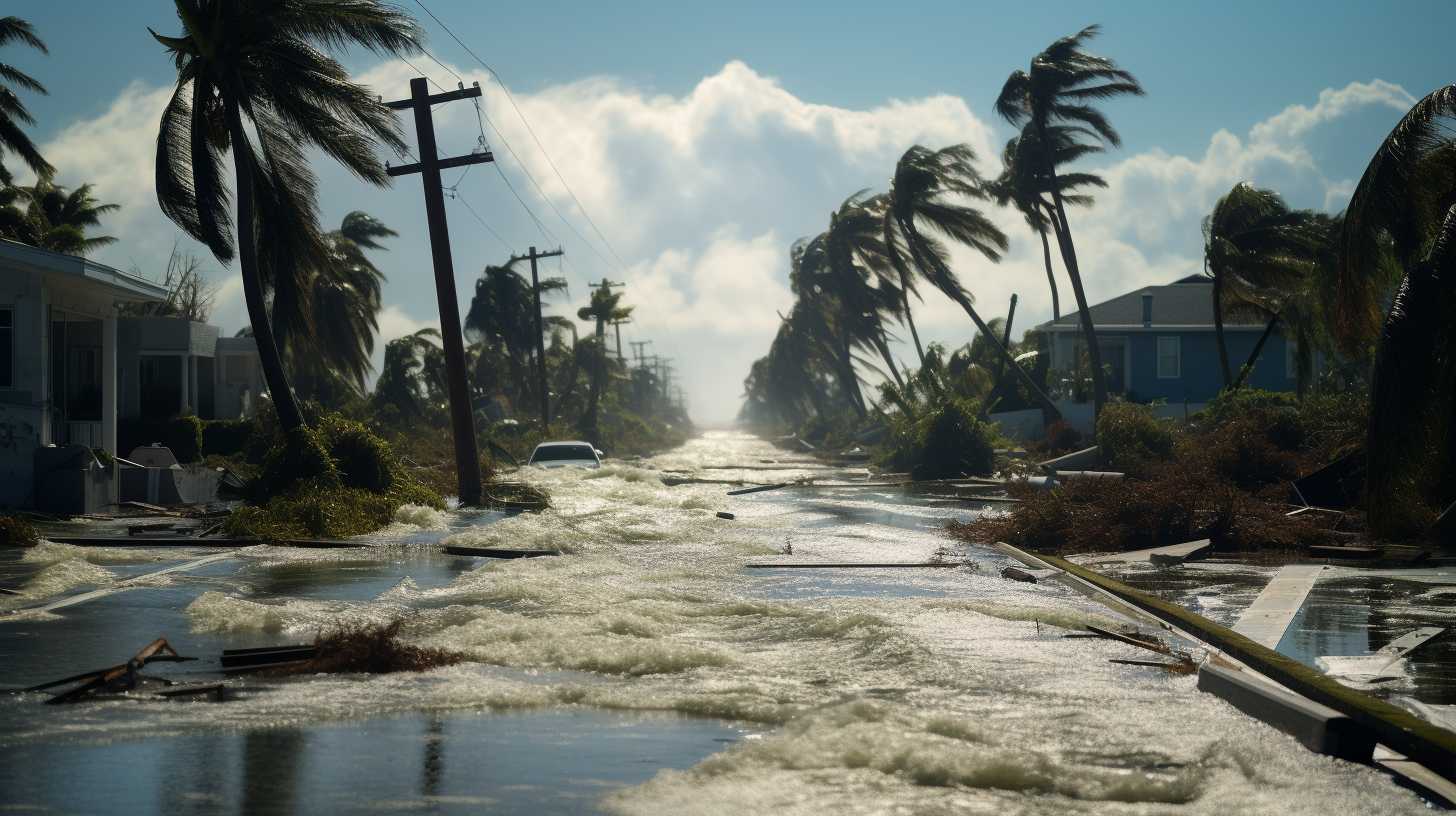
1232, 564, 1327, 650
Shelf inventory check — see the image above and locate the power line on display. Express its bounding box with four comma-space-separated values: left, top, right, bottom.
413, 0, 630, 273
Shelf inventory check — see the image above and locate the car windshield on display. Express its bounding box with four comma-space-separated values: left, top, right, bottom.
531, 444, 597, 463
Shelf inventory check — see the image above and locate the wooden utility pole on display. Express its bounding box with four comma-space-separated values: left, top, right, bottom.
610, 317, 632, 363
630, 340, 652, 369
519, 245, 563, 432
387, 78, 493, 506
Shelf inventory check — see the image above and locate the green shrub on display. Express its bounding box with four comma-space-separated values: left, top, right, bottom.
319, 416, 394, 493
254, 425, 339, 501
0, 515, 38, 547
1201, 389, 1305, 451
878, 399, 997, 479
235, 411, 444, 540
201, 419, 255, 457
1096, 401, 1175, 473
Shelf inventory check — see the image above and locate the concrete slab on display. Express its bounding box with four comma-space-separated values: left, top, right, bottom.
1071, 539, 1212, 567
1198, 660, 1375, 762
1232, 564, 1328, 649
1038, 445, 1099, 471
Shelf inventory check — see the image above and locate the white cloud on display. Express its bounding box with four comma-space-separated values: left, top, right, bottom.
38, 62, 1414, 424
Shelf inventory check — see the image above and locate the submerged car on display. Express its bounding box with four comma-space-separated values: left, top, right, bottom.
527, 440, 603, 469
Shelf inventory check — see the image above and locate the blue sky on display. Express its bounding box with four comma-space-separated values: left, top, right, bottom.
7, 1, 1455, 420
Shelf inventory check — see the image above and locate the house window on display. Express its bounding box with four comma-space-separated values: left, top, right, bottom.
0, 307, 11, 388
1156, 336, 1181, 379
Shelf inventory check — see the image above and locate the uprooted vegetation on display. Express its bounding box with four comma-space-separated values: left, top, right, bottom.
272, 621, 463, 675
0, 514, 39, 547
953, 391, 1371, 555
224, 413, 444, 540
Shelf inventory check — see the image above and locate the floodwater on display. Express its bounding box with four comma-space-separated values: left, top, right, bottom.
0, 430, 1439, 814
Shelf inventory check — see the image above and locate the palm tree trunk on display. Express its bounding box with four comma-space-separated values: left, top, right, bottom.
901, 286, 926, 367
1036, 218, 1060, 320
949, 288, 1060, 420
225, 100, 305, 432
873, 334, 907, 391
1039, 123, 1107, 420
1231, 312, 1280, 391
835, 335, 867, 417
1211, 269, 1234, 388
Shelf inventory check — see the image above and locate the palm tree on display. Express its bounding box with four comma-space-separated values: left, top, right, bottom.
823, 191, 908, 390
1201, 183, 1322, 390
151, 0, 421, 432
988, 127, 1106, 321
0, 17, 50, 185
1334, 85, 1456, 538
575, 282, 632, 437
996, 24, 1143, 419
885, 144, 1060, 418
791, 233, 868, 416
282, 211, 396, 400
0, 180, 118, 254
466, 256, 567, 407
373, 327, 445, 421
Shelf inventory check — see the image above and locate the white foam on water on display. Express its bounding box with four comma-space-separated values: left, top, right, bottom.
390, 503, 451, 530
11, 431, 1429, 813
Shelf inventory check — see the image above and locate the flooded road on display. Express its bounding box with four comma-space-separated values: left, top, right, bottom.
0, 431, 1437, 814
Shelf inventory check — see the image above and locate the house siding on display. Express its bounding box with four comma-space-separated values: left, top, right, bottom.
1126, 330, 1293, 402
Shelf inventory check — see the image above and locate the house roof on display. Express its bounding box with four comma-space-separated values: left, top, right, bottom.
1037, 277, 1264, 331
0, 239, 167, 302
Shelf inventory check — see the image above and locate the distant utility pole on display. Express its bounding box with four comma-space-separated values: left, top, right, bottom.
610, 317, 632, 364
630, 340, 652, 370
387, 78, 493, 506
517, 245, 564, 432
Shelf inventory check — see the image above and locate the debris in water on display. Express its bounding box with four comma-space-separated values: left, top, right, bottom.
716, 511, 735, 520
26, 638, 204, 704
726, 483, 789, 496
273, 621, 463, 675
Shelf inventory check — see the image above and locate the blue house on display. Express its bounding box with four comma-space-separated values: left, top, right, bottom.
1036, 275, 1305, 407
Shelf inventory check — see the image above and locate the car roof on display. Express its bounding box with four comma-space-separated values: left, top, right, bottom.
533, 440, 595, 449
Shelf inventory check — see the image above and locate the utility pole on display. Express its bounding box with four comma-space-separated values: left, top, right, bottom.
610, 317, 632, 363
387, 78, 493, 506
630, 340, 652, 370
515, 245, 564, 433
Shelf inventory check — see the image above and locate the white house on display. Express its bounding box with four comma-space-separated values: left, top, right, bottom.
0, 239, 167, 510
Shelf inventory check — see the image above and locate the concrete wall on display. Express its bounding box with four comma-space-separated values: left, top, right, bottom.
214, 336, 265, 419
117, 318, 220, 419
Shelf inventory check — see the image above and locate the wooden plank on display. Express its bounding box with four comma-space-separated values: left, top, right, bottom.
726, 483, 789, 496
1073, 539, 1212, 567
1232, 564, 1327, 649
1378, 627, 1445, 658
1199, 660, 1375, 762
745, 562, 959, 569
442, 546, 559, 559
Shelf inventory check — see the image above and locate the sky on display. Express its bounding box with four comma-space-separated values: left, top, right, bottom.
6, 1, 1456, 423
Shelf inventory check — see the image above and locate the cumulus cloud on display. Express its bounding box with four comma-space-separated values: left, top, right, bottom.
37, 59, 1414, 422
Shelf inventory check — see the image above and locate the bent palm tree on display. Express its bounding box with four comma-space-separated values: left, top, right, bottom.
988, 127, 1105, 321
0, 17, 51, 184
285, 210, 396, 399
0, 180, 119, 254
1202, 183, 1323, 389
996, 24, 1143, 420
886, 144, 1059, 418
1335, 84, 1456, 538
151, 0, 420, 431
